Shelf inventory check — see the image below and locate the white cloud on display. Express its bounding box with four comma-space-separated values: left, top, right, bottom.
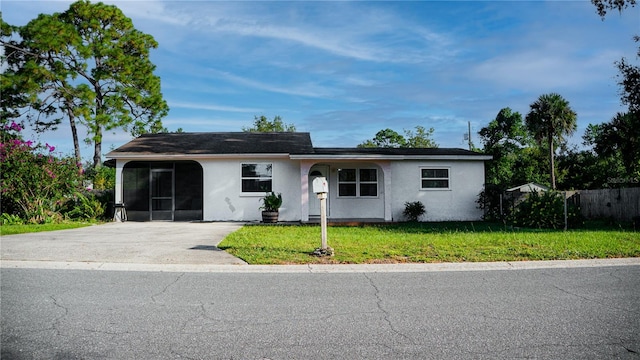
161, 116, 248, 131
170, 101, 260, 113
207, 70, 337, 99
342, 75, 381, 88
471, 48, 623, 92
141, 2, 455, 64
105, 0, 190, 26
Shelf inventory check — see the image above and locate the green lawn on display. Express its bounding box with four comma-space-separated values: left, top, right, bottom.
0, 222, 95, 235
218, 222, 640, 264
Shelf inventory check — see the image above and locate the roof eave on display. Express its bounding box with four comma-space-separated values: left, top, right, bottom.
105, 153, 291, 160
289, 154, 493, 161
106, 151, 493, 161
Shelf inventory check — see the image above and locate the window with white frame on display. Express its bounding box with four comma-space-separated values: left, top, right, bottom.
421, 168, 449, 189
338, 168, 378, 197
242, 163, 272, 192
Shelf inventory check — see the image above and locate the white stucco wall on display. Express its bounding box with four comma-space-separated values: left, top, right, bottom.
113, 157, 485, 222
321, 163, 386, 219
390, 160, 485, 221
199, 158, 301, 221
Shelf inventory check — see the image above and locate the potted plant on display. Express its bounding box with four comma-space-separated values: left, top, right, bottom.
260, 192, 283, 223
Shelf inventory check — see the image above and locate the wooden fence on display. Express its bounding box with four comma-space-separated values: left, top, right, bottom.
573, 188, 640, 222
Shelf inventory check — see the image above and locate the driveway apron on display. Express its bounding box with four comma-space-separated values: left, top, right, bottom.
0, 222, 247, 265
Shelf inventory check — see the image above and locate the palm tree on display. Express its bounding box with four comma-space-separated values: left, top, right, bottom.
525, 93, 577, 189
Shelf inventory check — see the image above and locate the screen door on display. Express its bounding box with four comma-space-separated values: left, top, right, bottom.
151, 169, 173, 220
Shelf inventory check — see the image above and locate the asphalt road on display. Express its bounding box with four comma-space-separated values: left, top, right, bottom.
2, 266, 639, 359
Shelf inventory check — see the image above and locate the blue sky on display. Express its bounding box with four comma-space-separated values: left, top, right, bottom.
2, 0, 638, 160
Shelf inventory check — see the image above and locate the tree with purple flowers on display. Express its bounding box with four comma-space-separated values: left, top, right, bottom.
1, 121, 84, 223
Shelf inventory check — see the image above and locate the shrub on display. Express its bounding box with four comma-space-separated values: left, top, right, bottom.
1, 121, 84, 223
403, 201, 426, 221
92, 189, 115, 219
476, 184, 516, 221
62, 192, 105, 220
1, 213, 24, 225
86, 166, 115, 190
509, 190, 583, 229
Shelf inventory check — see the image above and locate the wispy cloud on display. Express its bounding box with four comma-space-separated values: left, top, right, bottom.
161, 116, 248, 131
239, 25, 443, 64
22, 0, 191, 29
208, 70, 337, 99
471, 46, 623, 92
211, 20, 387, 62
106, 0, 191, 27
141, 2, 455, 64
170, 101, 260, 113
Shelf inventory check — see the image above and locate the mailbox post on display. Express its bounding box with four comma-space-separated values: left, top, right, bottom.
312, 177, 330, 253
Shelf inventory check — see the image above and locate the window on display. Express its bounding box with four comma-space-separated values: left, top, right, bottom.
242, 163, 272, 192
359, 169, 378, 196
338, 169, 356, 196
421, 168, 449, 189
338, 168, 378, 197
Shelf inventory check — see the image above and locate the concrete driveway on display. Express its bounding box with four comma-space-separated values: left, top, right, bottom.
0, 222, 247, 266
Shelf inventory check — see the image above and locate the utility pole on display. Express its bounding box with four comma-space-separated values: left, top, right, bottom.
468, 121, 472, 151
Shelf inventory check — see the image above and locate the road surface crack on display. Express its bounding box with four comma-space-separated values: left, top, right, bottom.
151, 272, 185, 303
363, 273, 416, 345
552, 284, 640, 315
619, 337, 639, 354
50, 295, 69, 336
170, 348, 199, 360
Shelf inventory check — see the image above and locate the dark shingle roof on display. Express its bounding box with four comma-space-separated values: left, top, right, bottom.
108, 132, 314, 155
311, 147, 485, 156
107, 132, 490, 159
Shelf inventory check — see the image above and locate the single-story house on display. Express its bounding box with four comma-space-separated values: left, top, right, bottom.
105, 132, 491, 222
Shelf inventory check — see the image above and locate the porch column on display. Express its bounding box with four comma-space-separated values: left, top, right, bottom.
300, 160, 314, 222
377, 161, 392, 221
114, 160, 126, 204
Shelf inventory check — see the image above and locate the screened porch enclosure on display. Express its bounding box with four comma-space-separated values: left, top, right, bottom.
122, 161, 203, 221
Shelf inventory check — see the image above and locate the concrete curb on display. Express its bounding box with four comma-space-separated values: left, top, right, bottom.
2, 258, 639, 273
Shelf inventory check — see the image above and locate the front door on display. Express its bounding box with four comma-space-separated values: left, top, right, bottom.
309, 165, 329, 217
151, 169, 173, 221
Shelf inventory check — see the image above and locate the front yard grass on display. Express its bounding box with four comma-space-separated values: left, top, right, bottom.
218, 222, 640, 264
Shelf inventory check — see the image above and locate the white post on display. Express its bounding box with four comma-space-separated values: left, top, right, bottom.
312, 176, 331, 256
319, 192, 328, 249
564, 191, 568, 231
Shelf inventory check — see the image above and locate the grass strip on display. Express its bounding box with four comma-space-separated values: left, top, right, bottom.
1, 222, 95, 235
218, 222, 640, 264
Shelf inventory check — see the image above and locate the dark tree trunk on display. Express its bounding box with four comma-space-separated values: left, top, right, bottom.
67, 108, 82, 165
93, 125, 102, 169
549, 135, 556, 189
93, 80, 103, 169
